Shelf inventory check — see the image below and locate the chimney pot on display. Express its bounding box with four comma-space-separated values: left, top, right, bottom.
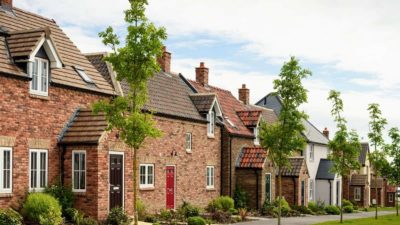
196, 62, 209, 86
239, 84, 250, 105
0, 0, 12, 11
157, 46, 171, 73
323, 127, 329, 139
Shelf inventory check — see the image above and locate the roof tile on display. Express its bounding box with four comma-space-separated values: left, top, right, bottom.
236, 147, 267, 169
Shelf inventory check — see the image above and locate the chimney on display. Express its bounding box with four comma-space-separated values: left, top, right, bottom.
239, 84, 250, 105
158, 46, 171, 73
0, 0, 13, 12
195, 62, 209, 86
323, 127, 329, 139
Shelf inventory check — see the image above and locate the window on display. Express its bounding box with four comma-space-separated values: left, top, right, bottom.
74, 67, 94, 84
139, 164, 154, 188
206, 166, 215, 189
29, 58, 49, 96
265, 173, 271, 203
185, 133, 192, 152
0, 147, 12, 193
354, 187, 361, 201
254, 127, 260, 145
389, 193, 394, 203
29, 149, 48, 191
72, 151, 86, 192
309, 179, 314, 201
207, 110, 215, 137
309, 144, 314, 162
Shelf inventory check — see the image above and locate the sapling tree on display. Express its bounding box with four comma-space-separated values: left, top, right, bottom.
386, 127, 400, 216
93, 1, 166, 224
327, 90, 361, 223
259, 56, 310, 225
367, 103, 387, 220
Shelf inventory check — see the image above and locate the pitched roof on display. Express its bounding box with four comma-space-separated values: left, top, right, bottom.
237, 110, 262, 127
7, 28, 48, 59
236, 147, 267, 169
247, 105, 278, 125
189, 81, 255, 137
371, 177, 384, 189
387, 185, 397, 193
0, 7, 115, 95
351, 174, 368, 186
359, 143, 370, 166
316, 159, 335, 180
189, 93, 216, 113
280, 157, 308, 177
85, 53, 112, 86
59, 108, 107, 144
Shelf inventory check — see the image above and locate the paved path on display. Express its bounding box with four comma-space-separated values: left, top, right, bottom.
241, 211, 395, 225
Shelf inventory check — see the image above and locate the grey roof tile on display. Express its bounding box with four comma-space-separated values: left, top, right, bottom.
316, 159, 335, 180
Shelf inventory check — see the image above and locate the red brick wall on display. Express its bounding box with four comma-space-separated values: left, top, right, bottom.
370, 187, 384, 206
0, 75, 106, 209
137, 116, 221, 212
276, 167, 308, 206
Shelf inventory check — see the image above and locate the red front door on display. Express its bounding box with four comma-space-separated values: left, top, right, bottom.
166, 166, 175, 209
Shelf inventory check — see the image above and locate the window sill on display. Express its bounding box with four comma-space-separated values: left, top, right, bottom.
0, 193, 13, 198
73, 192, 87, 196
186, 150, 192, 154
206, 188, 216, 192
207, 134, 215, 139
140, 187, 155, 191
30, 93, 49, 100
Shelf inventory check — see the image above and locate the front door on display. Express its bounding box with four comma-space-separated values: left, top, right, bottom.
166, 166, 175, 209
265, 173, 271, 203
301, 180, 305, 206
110, 154, 123, 210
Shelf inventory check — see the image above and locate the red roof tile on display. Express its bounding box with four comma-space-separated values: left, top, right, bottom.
387, 185, 397, 193
237, 110, 262, 127
236, 147, 267, 169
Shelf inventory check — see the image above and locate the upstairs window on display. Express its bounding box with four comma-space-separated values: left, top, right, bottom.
185, 133, 192, 152
207, 110, 215, 137
254, 127, 260, 145
0, 147, 12, 193
74, 67, 94, 84
309, 144, 314, 162
309, 179, 314, 201
29, 58, 49, 96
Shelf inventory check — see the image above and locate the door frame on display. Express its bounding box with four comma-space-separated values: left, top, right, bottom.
165, 165, 176, 210
108, 151, 125, 212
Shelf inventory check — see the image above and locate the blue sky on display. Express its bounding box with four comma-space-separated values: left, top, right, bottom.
15, 0, 400, 143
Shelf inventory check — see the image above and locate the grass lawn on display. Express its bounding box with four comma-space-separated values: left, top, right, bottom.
362, 207, 396, 212
314, 214, 400, 225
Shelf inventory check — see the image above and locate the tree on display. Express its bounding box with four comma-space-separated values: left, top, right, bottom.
93, 1, 166, 224
259, 56, 310, 225
327, 90, 361, 223
385, 127, 400, 216
367, 103, 387, 220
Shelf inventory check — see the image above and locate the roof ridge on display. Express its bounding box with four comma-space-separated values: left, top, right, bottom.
189, 79, 233, 94
84, 52, 108, 57
189, 92, 217, 96
13, 7, 55, 23
249, 104, 275, 112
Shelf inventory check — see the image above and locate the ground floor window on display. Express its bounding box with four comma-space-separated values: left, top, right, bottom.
29, 149, 48, 191
72, 150, 86, 192
301, 180, 305, 206
265, 173, 271, 203
0, 147, 12, 193
389, 193, 394, 203
139, 164, 154, 188
309, 179, 314, 201
354, 187, 361, 201
206, 166, 215, 189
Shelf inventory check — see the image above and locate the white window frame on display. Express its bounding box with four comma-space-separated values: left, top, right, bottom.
0, 147, 12, 193
72, 150, 86, 192
139, 164, 154, 189
309, 144, 314, 162
206, 166, 215, 189
309, 179, 314, 201
74, 67, 94, 84
254, 126, 260, 145
207, 110, 215, 137
28, 58, 49, 96
389, 193, 394, 203
354, 187, 361, 201
29, 149, 48, 192
185, 133, 192, 152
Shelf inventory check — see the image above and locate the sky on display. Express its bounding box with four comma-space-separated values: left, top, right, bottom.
15, 0, 400, 143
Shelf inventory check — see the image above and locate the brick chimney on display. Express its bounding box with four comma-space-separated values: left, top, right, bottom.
0, 0, 13, 12
323, 127, 329, 139
195, 62, 209, 86
239, 84, 250, 105
158, 46, 171, 73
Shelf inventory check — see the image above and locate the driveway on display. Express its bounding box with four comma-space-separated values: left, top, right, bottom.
241, 211, 395, 225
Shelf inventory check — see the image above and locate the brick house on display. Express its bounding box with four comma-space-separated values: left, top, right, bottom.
385, 184, 397, 207
256, 93, 341, 206
86, 50, 223, 213
187, 64, 277, 209
0, 1, 141, 220
277, 157, 309, 206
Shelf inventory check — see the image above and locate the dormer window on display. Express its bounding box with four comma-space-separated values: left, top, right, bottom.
207, 110, 215, 137
29, 58, 49, 96
74, 67, 94, 84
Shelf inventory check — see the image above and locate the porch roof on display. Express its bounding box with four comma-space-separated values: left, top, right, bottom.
236, 147, 267, 169
350, 174, 368, 186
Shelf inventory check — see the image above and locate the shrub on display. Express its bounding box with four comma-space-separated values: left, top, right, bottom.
308, 201, 318, 212
136, 199, 147, 221
178, 201, 200, 219
261, 200, 274, 216
80, 217, 99, 225
291, 205, 313, 214
350, 200, 359, 210
144, 215, 157, 223
38, 207, 63, 225
324, 205, 340, 215
106, 207, 132, 225
215, 196, 235, 212
234, 187, 249, 209
273, 197, 291, 216
238, 208, 248, 221
44, 184, 74, 216
187, 216, 206, 225
343, 205, 354, 213
159, 209, 173, 221
21, 193, 62, 225
0, 208, 23, 225
210, 210, 231, 224
342, 199, 353, 207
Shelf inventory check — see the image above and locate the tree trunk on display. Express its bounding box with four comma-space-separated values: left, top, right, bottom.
375, 175, 378, 220
340, 184, 343, 224
133, 147, 138, 225
278, 166, 282, 225
396, 185, 399, 216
